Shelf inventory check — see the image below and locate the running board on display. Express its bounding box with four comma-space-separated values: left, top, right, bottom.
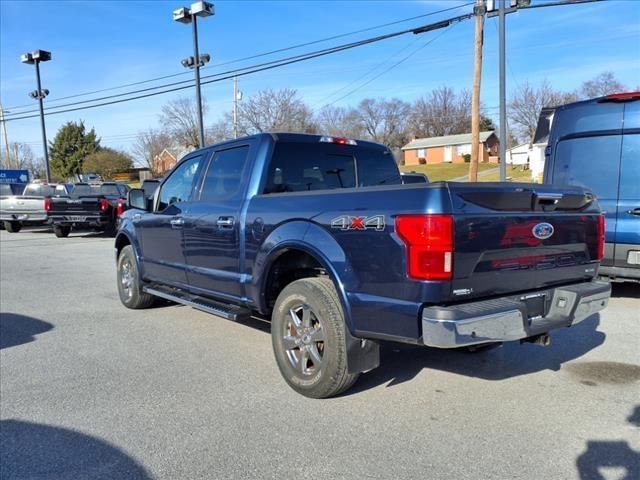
143, 286, 251, 321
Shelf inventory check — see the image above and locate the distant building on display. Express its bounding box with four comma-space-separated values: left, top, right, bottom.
530, 107, 556, 182
401, 131, 499, 166
506, 143, 531, 166
153, 149, 177, 176
153, 146, 194, 176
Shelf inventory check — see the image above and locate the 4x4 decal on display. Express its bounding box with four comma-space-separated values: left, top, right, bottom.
331, 215, 385, 231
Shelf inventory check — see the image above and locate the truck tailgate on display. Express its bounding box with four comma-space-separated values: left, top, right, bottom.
50, 197, 104, 216
448, 182, 602, 301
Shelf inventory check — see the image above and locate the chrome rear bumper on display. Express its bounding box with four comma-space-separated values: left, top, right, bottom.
421, 280, 610, 348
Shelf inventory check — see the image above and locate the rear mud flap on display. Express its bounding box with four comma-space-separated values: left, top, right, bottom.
345, 326, 380, 374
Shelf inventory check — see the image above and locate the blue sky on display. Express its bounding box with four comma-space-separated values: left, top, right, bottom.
1, 0, 639, 160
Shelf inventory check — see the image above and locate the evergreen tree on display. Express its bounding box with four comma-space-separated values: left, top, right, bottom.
49, 121, 101, 178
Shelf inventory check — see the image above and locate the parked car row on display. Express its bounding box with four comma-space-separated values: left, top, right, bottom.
0, 179, 161, 237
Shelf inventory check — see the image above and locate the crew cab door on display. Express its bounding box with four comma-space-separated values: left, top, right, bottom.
615, 102, 640, 269
136, 154, 205, 287
182, 143, 252, 299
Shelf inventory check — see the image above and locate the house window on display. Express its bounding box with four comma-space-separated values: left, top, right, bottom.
417, 149, 426, 158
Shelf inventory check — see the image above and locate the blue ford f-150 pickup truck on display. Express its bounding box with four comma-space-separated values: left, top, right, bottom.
115, 133, 610, 398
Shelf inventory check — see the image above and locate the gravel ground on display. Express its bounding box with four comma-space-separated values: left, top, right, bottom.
1, 227, 638, 480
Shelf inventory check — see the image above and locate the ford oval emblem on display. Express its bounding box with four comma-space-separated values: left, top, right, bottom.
532, 222, 554, 240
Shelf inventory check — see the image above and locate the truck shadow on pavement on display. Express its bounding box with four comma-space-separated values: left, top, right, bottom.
348, 314, 605, 394
0, 313, 53, 350
575, 405, 640, 480
0, 419, 151, 480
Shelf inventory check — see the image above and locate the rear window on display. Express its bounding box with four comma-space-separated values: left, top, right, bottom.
100, 184, 120, 196
0, 184, 23, 195
552, 136, 621, 200
23, 185, 56, 197
262, 142, 400, 194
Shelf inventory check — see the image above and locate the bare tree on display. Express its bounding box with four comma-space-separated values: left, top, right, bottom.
238, 88, 317, 134
508, 80, 579, 143
0, 142, 44, 174
315, 105, 365, 139
159, 97, 208, 148
408, 87, 476, 138
581, 71, 626, 99
208, 116, 234, 144
132, 128, 174, 174
354, 98, 410, 151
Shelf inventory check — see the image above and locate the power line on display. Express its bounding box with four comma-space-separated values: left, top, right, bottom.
4, 2, 473, 112
4, 12, 475, 123
6, 14, 471, 119
320, 23, 457, 108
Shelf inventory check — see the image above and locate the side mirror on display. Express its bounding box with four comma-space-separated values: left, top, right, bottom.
128, 188, 147, 211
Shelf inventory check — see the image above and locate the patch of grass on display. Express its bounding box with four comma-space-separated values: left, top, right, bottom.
400, 163, 495, 182
479, 167, 534, 183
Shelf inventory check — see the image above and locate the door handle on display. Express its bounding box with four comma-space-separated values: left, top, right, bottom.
627, 208, 640, 216
216, 216, 235, 228
170, 217, 184, 228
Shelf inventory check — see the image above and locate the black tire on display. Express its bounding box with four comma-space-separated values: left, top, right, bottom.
271, 277, 359, 398
117, 245, 154, 309
53, 226, 71, 238
4, 221, 21, 233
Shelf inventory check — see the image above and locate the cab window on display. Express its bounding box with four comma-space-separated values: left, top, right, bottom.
200, 146, 250, 202
157, 156, 202, 211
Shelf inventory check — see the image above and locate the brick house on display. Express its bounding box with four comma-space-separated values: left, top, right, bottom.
153, 149, 178, 176
152, 146, 195, 176
401, 131, 499, 166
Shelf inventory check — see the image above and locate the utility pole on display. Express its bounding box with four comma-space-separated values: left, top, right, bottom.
0, 104, 11, 166
469, 0, 485, 182
233, 76, 239, 139
498, 0, 507, 181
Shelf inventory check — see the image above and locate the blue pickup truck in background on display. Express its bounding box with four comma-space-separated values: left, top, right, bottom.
115, 133, 610, 398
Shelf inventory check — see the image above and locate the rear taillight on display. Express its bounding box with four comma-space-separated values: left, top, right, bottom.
597, 215, 605, 261
44, 198, 51, 211
116, 198, 124, 217
395, 214, 454, 280
100, 199, 109, 212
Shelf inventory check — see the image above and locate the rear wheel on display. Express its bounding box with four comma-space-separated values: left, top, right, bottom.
53, 226, 71, 238
271, 277, 359, 398
4, 221, 21, 233
117, 245, 154, 309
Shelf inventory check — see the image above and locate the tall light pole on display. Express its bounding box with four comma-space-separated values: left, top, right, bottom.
173, 1, 214, 149
21, 50, 52, 182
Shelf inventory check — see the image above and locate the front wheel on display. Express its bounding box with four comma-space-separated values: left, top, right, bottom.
53, 226, 71, 238
4, 221, 21, 233
271, 277, 359, 398
117, 245, 154, 309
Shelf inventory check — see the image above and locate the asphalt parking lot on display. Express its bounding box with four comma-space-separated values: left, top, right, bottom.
1, 227, 638, 480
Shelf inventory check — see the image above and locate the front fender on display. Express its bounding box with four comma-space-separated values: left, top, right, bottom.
250, 220, 358, 333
